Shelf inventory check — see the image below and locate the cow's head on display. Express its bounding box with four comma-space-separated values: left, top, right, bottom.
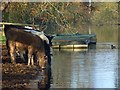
37, 52, 48, 70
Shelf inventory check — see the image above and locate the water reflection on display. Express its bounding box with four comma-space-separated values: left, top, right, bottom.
38, 68, 52, 89
51, 48, 118, 88
91, 25, 118, 43
28, 67, 52, 89
90, 49, 118, 88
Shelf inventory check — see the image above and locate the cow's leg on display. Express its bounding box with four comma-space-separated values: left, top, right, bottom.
31, 55, 34, 65
28, 52, 32, 66
9, 41, 16, 64
16, 50, 20, 56
28, 47, 33, 66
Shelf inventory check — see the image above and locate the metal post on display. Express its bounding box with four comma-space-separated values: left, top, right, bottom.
88, 0, 92, 34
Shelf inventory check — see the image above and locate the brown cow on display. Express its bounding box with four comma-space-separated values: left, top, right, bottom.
4, 25, 48, 69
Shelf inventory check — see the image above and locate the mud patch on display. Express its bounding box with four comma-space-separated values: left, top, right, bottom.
2, 63, 39, 89
1, 44, 39, 89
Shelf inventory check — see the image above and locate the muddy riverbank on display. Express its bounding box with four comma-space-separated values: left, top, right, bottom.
2, 64, 39, 89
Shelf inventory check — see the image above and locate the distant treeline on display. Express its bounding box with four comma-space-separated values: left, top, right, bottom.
2, 2, 118, 34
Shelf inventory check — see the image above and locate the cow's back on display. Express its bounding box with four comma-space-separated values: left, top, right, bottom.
4, 25, 44, 50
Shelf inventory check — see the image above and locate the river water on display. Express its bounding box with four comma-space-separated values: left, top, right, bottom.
51, 47, 118, 88
50, 25, 119, 88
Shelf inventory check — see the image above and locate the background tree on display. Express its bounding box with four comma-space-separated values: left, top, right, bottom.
2, 2, 118, 34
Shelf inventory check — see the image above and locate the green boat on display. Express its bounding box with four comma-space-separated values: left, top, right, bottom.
51, 33, 97, 49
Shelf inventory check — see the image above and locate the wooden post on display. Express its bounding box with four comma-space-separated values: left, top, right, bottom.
2, 24, 5, 36
59, 45, 60, 50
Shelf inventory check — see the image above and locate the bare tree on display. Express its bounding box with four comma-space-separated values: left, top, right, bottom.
0, 1, 10, 12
